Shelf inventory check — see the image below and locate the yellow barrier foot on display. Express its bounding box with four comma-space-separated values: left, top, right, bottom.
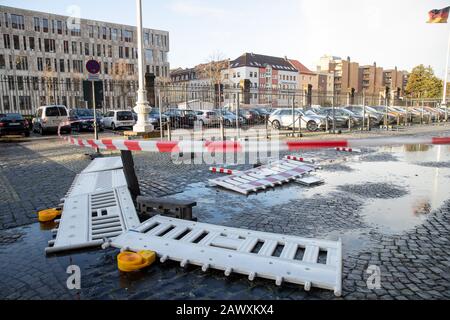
37, 208, 62, 223
117, 250, 156, 272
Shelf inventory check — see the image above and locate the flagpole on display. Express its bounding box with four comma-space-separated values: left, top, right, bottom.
443, 23, 450, 106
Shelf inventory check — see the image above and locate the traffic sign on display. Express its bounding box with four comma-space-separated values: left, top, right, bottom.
86, 59, 101, 74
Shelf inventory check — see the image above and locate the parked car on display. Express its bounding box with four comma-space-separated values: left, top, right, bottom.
164, 109, 198, 128
269, 108, 328, 132
340, 106, 379, 127
238, 109, 260, 125
102, 110, 136, 130
252, 107, 272, 122
0, 113, 30, 137
309, 108, 348, 128
369, 106, 399, 124
217, 110, 244, 127
345, 106, 385, 125
69, 108, 104, 132
195, 110, 220, 126
32, 105, 71, 135
148, 110, 169, 129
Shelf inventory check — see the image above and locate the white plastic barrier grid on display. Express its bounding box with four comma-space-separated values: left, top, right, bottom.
106, 215, 343, 296
209, 159, 317, 195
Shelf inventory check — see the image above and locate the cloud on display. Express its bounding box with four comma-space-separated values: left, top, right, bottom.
169, 1, 226, 18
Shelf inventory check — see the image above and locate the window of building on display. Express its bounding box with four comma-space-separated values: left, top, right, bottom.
44, 39, 56, 52
62, 40, 68, 54
37, 57, 43, 71
0, 55, 5, 69
8, 76, 15, 90
112, 28, 118, 41
60, 59, 65, 72
145, 49, 153, 63
88, 25, 94, 38
45, 58, 52, 71
71, 41, 77, 54
119, 46, 124, 58
125, 47, 130, 59
15, 56, 28, 70
29, 37, 36, 51
43, 19, 49, 32
97, 44, 101, 57
3, 96, 10, 110
85, 43, 90, 56
11, 14, 24, 30
23, 36, 27, 50
3, 34, 10, 49
34, 17, 40, 31
102, 27, 107, 40
124, 30, 133, 42
57, 21, 63, 34
108, 45, 113, 58
71, 25, 81, 37
144, 33, 150, 45
13, 35, 20, 50
73, 60, 83, 73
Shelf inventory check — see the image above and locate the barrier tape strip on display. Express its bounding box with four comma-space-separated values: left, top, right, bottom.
58, 122, 450, 154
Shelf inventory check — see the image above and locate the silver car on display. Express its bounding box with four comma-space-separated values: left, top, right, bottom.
269, 108, 328, 132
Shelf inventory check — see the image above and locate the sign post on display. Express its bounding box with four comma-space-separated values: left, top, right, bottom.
86, 59, 101, 154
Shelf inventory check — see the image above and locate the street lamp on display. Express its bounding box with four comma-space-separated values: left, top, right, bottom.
133, 0, 153, 133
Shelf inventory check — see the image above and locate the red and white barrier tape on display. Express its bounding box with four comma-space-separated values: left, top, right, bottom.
336, 147, 353, 152
58, 122, 450, 153
284, 155, 305, 162
209, 167, 242, 175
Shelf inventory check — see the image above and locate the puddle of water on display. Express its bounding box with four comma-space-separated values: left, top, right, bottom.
174, 145, 450, 235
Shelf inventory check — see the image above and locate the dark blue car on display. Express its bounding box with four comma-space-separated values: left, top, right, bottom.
69, 109, 104, 132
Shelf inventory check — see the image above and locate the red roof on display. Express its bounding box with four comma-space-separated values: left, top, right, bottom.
288, 59, 316, 76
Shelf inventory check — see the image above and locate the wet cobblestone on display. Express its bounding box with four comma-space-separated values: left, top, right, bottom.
338, 183, 409, 199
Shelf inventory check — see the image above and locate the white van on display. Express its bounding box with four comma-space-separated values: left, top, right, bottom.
32, 105, 71, 135
102, 110, 136, 130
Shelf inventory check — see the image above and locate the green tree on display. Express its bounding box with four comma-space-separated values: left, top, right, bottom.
405, 65, 443, 98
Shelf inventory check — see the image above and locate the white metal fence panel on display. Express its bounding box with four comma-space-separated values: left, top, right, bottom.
82, 156, 123, 174
108, 215, 342, 296
209, 159, 317, 195
65, 169, 128, 198
46, 186, 140, 254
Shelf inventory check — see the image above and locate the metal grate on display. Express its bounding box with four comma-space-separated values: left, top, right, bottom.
108, 215, 342, 296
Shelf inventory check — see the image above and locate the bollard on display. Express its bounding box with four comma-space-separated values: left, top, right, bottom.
120, 149, 141, 203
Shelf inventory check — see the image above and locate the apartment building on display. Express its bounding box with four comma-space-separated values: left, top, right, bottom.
383, 67, 404, 99
221, 53, 298, 107
0, 5, 170, 114
358, 62, 384, 96
318, 55, 359, 96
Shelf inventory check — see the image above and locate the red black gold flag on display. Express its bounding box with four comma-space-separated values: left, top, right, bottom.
428, 6, 450, 23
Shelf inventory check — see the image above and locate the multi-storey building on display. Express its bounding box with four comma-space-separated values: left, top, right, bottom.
383, 67, 404, 99
318, 55, 359, 96
0, 5, 170, 114
222, 53, 298, 107
358, 62, 384, 96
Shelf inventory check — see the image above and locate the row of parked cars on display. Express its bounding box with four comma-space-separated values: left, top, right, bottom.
2, 104, 448, 138
267, 105, 450, 132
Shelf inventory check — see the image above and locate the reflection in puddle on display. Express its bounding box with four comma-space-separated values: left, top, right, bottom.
174, 145, 450, 235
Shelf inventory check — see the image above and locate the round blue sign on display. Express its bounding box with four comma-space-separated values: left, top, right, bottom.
86, 60, 101, 74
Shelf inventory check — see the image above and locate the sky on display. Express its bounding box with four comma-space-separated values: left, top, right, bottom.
2, 0, 450, 78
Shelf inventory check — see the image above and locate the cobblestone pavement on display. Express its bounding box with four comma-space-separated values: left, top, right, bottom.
0, 127, 450, 300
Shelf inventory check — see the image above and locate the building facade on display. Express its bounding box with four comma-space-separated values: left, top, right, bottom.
318, 55, 359, 97
221, 53, 298, 107
358, 63, 384, 96
383, 67, 404, 99
0, 5, 170, 114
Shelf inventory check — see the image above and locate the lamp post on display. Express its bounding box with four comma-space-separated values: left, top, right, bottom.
133, 0, 153, 133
